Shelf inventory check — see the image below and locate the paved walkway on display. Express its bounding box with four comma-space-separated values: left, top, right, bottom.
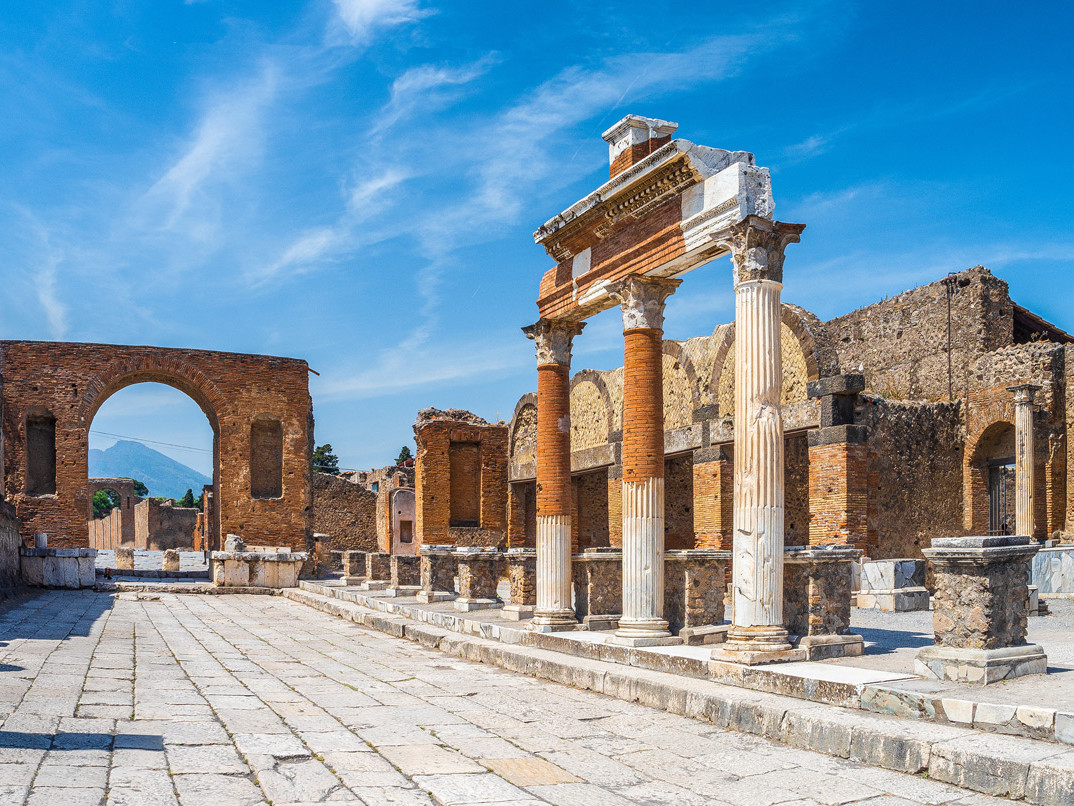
0, 591, 1014, 805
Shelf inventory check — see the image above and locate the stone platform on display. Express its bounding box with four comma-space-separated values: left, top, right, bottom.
296, 578, 1074, 750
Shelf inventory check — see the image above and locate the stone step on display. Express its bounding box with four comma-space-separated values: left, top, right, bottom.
285, 586, 1074, 806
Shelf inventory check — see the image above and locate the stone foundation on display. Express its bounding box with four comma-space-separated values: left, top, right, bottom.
342, 550, 367, 586
503, 547, 536, 620
664, 550, 728, 634
783, 545, 864, 660
417, 545, 456, 603
572, 548, 622, 630
453, 547, 503, 611
916, 536, 1046, 684
386, 554, 421, 597
210, 551, 307, 588
362, 552, 391, 591
20, 547, 96, 589
856, 558, 929, 611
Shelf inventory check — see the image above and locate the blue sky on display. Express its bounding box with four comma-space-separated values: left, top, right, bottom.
2, 1, 1072, 477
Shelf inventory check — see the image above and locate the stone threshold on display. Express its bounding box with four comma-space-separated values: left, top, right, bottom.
285, 584, 1073, 806
296, 580, 1074, 750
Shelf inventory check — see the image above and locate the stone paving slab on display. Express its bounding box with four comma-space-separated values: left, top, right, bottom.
0, 589, 1035, 806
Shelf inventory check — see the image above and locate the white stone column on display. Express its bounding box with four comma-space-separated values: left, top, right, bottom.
715, 216, 804, 662
609, 275, 680, 646
1008, 384, 1040, 538
523, 319, 584, 631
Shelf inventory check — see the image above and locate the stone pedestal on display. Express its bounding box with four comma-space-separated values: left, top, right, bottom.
361, 552, 391, 591
162, 549, 180, 572
386, 554, 421, 597
783, 545, 864, 660
116, 546, 135, 571
503, 548, 536, 620
417, 545, 456, 603
454, 548, 504, 611
664, 550, 729, 635
342, 550, 367, 586
856, 558, 930, 611
717, 217, 805, 664
20, 547, 96, 589
572, 548, 622, 631
916, 536, 1046, 684
524, 319, 584, 632
211, 551, 307, 588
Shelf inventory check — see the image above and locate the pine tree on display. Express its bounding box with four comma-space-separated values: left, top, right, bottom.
396, 445, 413, 465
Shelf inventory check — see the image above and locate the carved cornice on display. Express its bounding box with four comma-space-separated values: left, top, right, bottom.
608, 276, 682, 332
523, 319, 585, 367
719, 215, 806, 285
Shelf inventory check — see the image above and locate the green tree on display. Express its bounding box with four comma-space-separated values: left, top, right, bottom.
129, 479, 149, 497
92, 489, 120, 519
396, 445, 413, 465
177, 488, 196, 508
313, 443, 340, 475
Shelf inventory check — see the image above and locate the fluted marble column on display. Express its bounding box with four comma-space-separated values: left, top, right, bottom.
718, 216, 805, 661
1008, 384, 1040, 538
523, 318, 585, 631
609, 275, 681, 645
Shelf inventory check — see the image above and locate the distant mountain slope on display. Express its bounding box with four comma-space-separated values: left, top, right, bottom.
89, 440, 211, 500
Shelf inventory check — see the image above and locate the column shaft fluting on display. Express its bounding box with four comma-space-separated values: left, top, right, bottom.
524, 319, 584, 631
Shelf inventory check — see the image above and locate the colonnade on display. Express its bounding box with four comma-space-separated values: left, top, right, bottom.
524, 216, 804, 658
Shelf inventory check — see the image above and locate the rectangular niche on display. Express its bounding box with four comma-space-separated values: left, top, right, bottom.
449, 441, 481, 527
250, 418, 283, 499
26, 412, 56, 497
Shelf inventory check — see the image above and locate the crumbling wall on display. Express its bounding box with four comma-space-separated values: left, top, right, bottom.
311, 471, 377, 552
0, 500, 21, 591
862, 397, 965, 558
134, 499, 197, 551
88, 508, 124, 550
824, 267, 1013, 401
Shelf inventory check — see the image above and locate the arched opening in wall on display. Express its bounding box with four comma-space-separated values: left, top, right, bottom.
88, 383, 216, 561
25, 407, 57, 496
968, 422, 1016, 535
250, 417, 283, 499
390, 488, 416, 555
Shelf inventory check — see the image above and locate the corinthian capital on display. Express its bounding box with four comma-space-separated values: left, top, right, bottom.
523, 319, 585, 367
608, 275, 682, 332
1008, 384, 1042, 406
721, 215, 805, 285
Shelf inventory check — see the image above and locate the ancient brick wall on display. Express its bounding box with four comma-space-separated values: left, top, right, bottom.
311, 471, 377, 552
0, 341, 312, 550
0, 500, 20, 590
507, 480, 536, 548
414, 409, 508, 547
785, 433, 810, 547
134, 499, 197, 551
823, 267, 1013, 401
664, 453, 694, 549
861, 397, 965, 558
571, 470, 609, 551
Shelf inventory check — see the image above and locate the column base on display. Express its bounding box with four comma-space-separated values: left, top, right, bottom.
384, 585, 421, 598
527, 612, 578, 632
610, 618, 677, 647
712, 625, 802, 664
500, 604, 534, 621
798, 634, 865, 661
416, 590, 455, 604
359, 581, 389, 591
710, 646, 807, 665
342, 576, 366, 587
454, 598, 502, 612
915, 644, 1048, 685
582, 614, 620, 631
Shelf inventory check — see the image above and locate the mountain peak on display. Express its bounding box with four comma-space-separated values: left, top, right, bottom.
89, 440, 211, 499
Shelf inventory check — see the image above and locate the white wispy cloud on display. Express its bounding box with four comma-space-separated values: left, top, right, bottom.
374, 56, 497, 133
140, 64, 279, 238
331, 0, 431, 44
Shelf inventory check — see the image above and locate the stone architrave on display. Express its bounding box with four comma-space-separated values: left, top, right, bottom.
713, 216, 805, 665
1008, 384, 1040, 539
608, 275, 682, 647
523, 319, 585, 631
417, 544, 456, 603
916, 536, 1046, 684
453, 547, 504, 611
503, 547, 537, 620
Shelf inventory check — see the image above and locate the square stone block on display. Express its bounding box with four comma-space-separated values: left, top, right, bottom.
915, 644, 1048, 685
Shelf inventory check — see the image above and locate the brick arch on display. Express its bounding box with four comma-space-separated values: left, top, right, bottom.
963, 419, 1016, 534
570, 370, 614, 450
78, 355, 227, 433
661, 341, 701, 429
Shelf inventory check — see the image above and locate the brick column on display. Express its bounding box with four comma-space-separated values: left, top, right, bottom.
715, 216, 805, 663
523, 319, 584, 631
608, 275, 681, 645
807, 375, 869, 550
1008, 384, 1040, 538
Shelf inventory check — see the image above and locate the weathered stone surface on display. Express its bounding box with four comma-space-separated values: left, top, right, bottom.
783, 546, 860, 637
453, 548, 503, 610
418, 546, 456, 600
161, 549, 180, 572
572, 549, 622, 627
664, 550, 727, 633
116, 547, 135, 570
